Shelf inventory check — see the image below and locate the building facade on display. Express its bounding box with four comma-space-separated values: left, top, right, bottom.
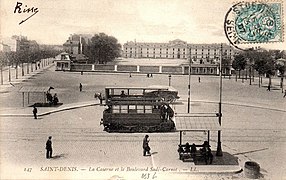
63, 34, 92, 55
123, 39, 235, 65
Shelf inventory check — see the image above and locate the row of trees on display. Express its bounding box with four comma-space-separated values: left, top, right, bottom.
0, 49, 60, 67
232, 49, 285, 91
0, 45, 61, 84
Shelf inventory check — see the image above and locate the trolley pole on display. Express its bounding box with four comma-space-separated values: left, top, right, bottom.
187, 58, 191, 113
216, 43, 223, 156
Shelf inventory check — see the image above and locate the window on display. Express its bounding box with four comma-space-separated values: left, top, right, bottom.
113, 105, 120, 113
137, 105, 144, 113
145, 106, 152, 113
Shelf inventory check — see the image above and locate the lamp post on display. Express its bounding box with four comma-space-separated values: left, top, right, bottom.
216, 43, 223, 156
1, 65, 3, 85
187, 58, 191, 113
168, 74, 171, 86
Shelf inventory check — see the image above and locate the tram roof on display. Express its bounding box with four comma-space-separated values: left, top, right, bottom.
175, 113, 221, 131
105, 86, 171, 90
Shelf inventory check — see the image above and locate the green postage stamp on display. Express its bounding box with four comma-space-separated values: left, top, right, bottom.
224, 0, 284, 47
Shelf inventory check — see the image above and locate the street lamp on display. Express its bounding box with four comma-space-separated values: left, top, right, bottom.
216, 43, 223, 156
187, 58, 192, 113
168, 74, 171, 86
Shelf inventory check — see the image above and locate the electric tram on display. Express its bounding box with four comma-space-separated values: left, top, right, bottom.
100, 87, 177, 133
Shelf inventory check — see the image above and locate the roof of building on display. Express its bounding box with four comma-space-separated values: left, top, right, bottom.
63, 40, 80, 46
70, 54, 89, 61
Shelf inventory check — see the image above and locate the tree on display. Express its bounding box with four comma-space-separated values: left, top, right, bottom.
273, 50, 286, 92
253, 51, 275, 87
85, 33, 121, 64
232, 54, 246, 81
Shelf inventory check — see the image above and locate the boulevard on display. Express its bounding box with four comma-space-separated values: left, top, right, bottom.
0, 64, 286, 179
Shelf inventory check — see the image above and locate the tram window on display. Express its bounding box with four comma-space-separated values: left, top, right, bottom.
137, 105, 144, 113
145, 106, 152, 113
129, 105, 137, 113
121, 105, 128, 113
113, 105, 120, 113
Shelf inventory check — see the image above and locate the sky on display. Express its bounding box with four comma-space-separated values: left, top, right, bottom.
0, 0, 285, 50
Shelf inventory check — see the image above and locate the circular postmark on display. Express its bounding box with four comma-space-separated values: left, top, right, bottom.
224, 1, 283, 50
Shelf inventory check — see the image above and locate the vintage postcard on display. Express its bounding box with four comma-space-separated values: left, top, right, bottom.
0, 0, 285, 180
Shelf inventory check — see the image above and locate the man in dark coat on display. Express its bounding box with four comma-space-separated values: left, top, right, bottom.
79, 83, 83, 92
33, 106, 37, 119
143, 135, 150, 156
46, 136, 53, 159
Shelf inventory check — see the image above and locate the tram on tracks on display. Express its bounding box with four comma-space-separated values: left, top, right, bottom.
100, 86, 178, 133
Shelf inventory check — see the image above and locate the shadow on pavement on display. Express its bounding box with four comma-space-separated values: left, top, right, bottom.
51, 153, 67, 160
194, 151, 239, 165
29, 102, 63, 107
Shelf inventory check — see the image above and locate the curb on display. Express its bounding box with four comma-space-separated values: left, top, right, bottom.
0, 103, 101, 117
173, 165, 242, 174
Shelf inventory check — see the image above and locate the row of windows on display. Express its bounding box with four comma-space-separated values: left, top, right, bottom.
125, 48, 232, 53
126, 47, 186, 51
112, 105, 153, 114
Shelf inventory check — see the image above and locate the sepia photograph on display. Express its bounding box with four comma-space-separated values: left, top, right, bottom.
0, 0, 285, 179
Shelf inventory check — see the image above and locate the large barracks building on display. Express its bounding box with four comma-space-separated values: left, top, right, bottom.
123, 39, 235, 63
123, 39, 236, 75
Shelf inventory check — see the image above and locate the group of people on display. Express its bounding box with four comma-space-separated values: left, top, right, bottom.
160, 105, 174, 121
147, 73, 153, 78
46, 91, 59, 105
178, 141, 213, 164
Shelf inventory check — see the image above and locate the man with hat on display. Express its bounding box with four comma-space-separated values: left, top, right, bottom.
46, 136, 53, 159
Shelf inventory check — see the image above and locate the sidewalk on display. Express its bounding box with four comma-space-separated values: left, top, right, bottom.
0, 100, 99, 117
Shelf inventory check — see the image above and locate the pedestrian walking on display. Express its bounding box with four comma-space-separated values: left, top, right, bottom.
283, 90, 286, 98
143, 135, 151, 156
267, 85, 271, 91
198, 77, 201, 83
33, 106, 38, 119
46, 136, 53, 159
79, 83, 82, 92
